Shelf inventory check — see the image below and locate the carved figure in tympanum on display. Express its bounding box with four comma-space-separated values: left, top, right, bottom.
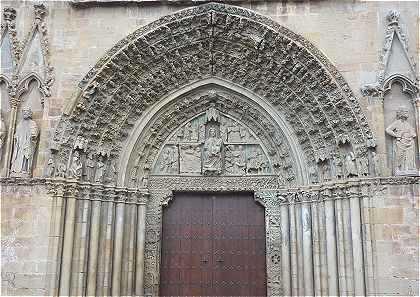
159, 146, 178, 174
46, 156, 55, 177
385, 108, 418, 175
203, 127, 223, 175
247, 146, 268, 175
179, 144, 201, 174
10, 108, 39, 177
225, 145, 246, 175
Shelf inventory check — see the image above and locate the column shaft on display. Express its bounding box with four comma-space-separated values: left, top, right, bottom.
325, 198, 339, 296
59, 197, 77, 296
289, 202, 298, 296
350, 194, 366, 296
302, 201, 314, 296
135, 203, 147, 296
86, 200, 101, 296
111, 203, 125, 295
280, 204, 291, 296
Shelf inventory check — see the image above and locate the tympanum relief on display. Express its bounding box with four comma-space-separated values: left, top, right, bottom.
153, 109, 272, 176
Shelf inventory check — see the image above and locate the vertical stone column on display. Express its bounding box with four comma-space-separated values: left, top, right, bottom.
323, 188, 339, 296
348, 185, 366, 296
301, 192, 314, 296
279, 193, 291, 296
310, 191, 323, 296
135, 193, 148, 296
4, 105, 17, 176
415, 98, 420, 149
111, 199, 126, 296
86, 197, 102, 296
288, 193, 299, 296
59, 187, 78, 296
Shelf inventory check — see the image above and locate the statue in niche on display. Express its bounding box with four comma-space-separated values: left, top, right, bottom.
106, 159, 118, 184
0, 116, 6, 161
46, 156, 55, 177
95, 157, 105, 182
226, 145, 246, 175
333, 154, 344, 179
385, 108, 417, 174
180, 144, 201, 174
203, 127, 223, 175
68, 151, 83, 180
10, 108, 39, 177
372, 151, 381, 176
56, 162, 66, 178
320, 161, 331, 181
84, 153, 95, 182
345, 152, 358, 177
308, 165, 318, 183
357, 152, 369, 176
159, 146, 177, 174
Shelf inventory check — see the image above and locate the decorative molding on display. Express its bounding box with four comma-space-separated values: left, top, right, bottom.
51, 3, 376, 190
17, 3, 54, 106
362, 10, 418, 99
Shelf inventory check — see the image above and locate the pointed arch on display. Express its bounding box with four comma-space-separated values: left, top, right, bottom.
51, 2, 375, 187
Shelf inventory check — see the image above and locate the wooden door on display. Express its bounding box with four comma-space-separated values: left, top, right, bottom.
160, 192, 266, 296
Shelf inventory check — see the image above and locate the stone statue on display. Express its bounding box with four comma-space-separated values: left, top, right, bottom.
56, 162, 66, 178
0, 116, 6, 161
203, 127, 223, 175
10, 108, 39, 177
385, 108, 417, 174
372, 151, 381, 176
345, 152, 358, 177
85, 153, 95, 182
357, 152, 369, 176
68, 151, 83, 180
46, 156, 55, 177
320, 161, 331, 181
308, 165, 318, 183
95, 158, 105, 182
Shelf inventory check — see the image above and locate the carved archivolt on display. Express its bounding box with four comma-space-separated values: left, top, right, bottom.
51, 2, 376, 187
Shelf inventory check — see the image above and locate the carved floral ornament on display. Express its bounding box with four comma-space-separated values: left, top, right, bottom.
50, 2, 377, 187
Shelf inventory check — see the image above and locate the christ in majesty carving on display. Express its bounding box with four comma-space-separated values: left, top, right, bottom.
203, 127, 223, 175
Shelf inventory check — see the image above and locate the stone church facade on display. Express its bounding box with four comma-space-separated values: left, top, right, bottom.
0, 0, 418, 296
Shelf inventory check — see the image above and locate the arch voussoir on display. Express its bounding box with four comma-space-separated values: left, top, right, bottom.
50, 2, 376, 186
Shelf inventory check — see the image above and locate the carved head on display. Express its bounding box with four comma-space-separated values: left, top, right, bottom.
3, 7, 16, 22
22, 108, 33, 119
208, 127, 216, 137
396, 107, 409, 121
386, 10, 400, 25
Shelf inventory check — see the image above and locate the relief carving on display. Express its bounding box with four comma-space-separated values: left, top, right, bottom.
225, 145, 246, 175
344, 152, 358, 178
385, 107, 418, 175
179, 144, 201, 174
10, 108, 39, 177
68, 151, 83, 180
202, 127, 223, 175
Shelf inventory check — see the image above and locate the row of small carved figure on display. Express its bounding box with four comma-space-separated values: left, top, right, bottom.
46, 150, 118, 184
311, 150, 380, 183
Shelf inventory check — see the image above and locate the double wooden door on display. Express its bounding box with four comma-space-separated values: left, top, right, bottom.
160, 192, 266, 296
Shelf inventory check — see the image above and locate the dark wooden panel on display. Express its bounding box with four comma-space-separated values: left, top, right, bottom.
160, 192, 266, 296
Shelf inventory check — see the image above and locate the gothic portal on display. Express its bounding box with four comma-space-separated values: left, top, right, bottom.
0, 1, 419, 297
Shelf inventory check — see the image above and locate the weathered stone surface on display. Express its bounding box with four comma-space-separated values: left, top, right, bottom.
0, 1, 418, 296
